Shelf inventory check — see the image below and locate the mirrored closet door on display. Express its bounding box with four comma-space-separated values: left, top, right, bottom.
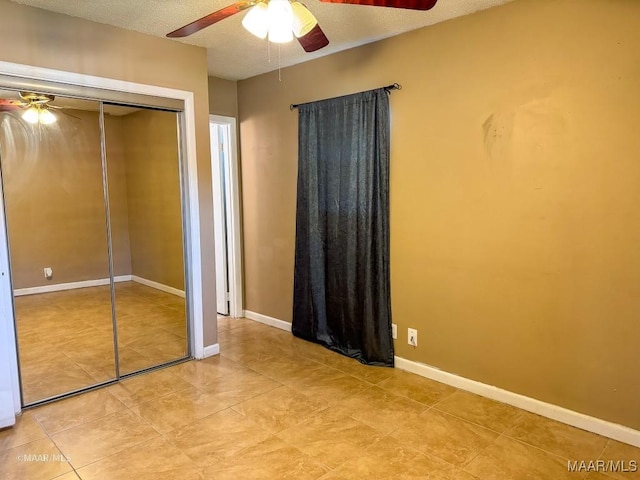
0, 86, 190, 407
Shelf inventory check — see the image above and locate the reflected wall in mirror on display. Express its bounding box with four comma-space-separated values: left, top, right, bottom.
0, 94, 117, 404
104, 105, 188, 374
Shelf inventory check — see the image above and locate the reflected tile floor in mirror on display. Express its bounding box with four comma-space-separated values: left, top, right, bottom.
14, 281, 187, 404
2, 317, 638, 479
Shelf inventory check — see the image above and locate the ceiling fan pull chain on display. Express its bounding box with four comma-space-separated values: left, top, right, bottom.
278, 44, 282, 82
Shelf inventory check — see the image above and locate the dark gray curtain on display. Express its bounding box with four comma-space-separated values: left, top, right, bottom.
292, 88, 393, 367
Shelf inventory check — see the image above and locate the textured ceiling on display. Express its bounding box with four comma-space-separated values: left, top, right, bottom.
10, 0, 514, 80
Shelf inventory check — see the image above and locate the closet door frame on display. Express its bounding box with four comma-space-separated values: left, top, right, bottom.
0, 60, 205, 420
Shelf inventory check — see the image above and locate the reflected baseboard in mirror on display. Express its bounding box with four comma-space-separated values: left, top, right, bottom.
15, 281, 188, 405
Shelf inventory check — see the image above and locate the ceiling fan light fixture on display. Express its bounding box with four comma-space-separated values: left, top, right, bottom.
39, 109, 57, 125
291, 2, 317, 38
242, 2, 269, 39
267, 0, 294, 43
22, 106, 40, 124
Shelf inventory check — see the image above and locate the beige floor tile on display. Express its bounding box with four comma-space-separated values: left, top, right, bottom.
450, 471, 483, 480
328, 354, 396, 384
332, 385, 429, 435
181, 367, 282, 406
221, 339, 293, 366
434, 391, 523, 433
15, 283, 189, 405
464, 435, 585, 480
169, 355, 253, 388
505, 411, 609, 460
597, 440, 640, 480
107, 368, 194, 407
320, 436, 458, 480
232, 385, 327, 434
76, 436, 203, 480
585, 474, 616, 480
277, 407, 384, 469
131, 386, 228, 433
217, 315, 232, 331
0, 437, 73, 480
163, 408, 272, 467
391, 409, 499, 466
378, 370, 458, 406
32, 389, 127, 435
51, 409, 159, 468
0, 411, 47, 452
203, 436, 329, 480
52, 473, 81, 480
20, 355, 100, 405
294, 372, 373, 406
246, 354, 339, 385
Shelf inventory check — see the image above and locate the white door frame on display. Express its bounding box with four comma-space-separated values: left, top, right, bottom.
209, 115, 243, 318
0, 60, 206, 421
0, 171, 20, 426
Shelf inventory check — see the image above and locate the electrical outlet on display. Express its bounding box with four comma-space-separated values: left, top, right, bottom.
392, 323, 397, 340
43, 267, 53, 279
408, 328, 418, 347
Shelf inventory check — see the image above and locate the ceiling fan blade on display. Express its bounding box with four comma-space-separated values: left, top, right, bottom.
0, 99, 24, 112
167, 1, 255, 38
297, 24, 330, 53
319, 0, 437, 9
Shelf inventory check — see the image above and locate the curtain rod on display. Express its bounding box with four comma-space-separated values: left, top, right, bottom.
290, 83, 401, 110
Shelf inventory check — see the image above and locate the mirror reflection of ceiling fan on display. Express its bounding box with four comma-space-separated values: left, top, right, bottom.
167, 0, 438, 52
0, 92, 64, 125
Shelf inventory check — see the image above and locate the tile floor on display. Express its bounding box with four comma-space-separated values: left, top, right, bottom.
1, 317, 638, 479
14, 282, 187, 404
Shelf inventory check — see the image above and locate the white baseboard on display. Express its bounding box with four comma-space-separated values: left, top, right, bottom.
14, 275, 132, 296
131, 275, 185, 298
243, 310, 292, 332
202, 343, 220, 359
14, 275, 185, 299
395, 356, 640, 448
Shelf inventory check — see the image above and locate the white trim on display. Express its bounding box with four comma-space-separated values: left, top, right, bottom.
14, 275, 132, 296
184, 93, 204, 360
0, 166, 19, 422
243, 310, 292, 332
131, 275, 185, 298
203, 343, 220, 358
394, 356, 640, 448
209, 115, 243, 319
0, 61, 204, 377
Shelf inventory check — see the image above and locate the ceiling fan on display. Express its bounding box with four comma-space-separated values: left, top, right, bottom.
0, 92, 64, 124
167, 0, 438, 53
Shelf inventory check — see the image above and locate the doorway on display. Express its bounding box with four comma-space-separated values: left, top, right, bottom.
209, 115, 243, 318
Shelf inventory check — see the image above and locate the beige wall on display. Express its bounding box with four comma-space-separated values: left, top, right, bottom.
104, 115, 134, 279
2, 109, 132, 288
209, 76, 238, 118
237, 0, 640, 429
0, 0, 217, 343
120, 109, 185, 290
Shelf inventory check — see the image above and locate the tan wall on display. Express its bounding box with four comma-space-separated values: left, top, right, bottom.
0, 0, 217, 343
237, 0, 640, 429
104, 114, 134, 279
120, 109, 185, 290
208, 76, 238, 118
1, 109, 132, 288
